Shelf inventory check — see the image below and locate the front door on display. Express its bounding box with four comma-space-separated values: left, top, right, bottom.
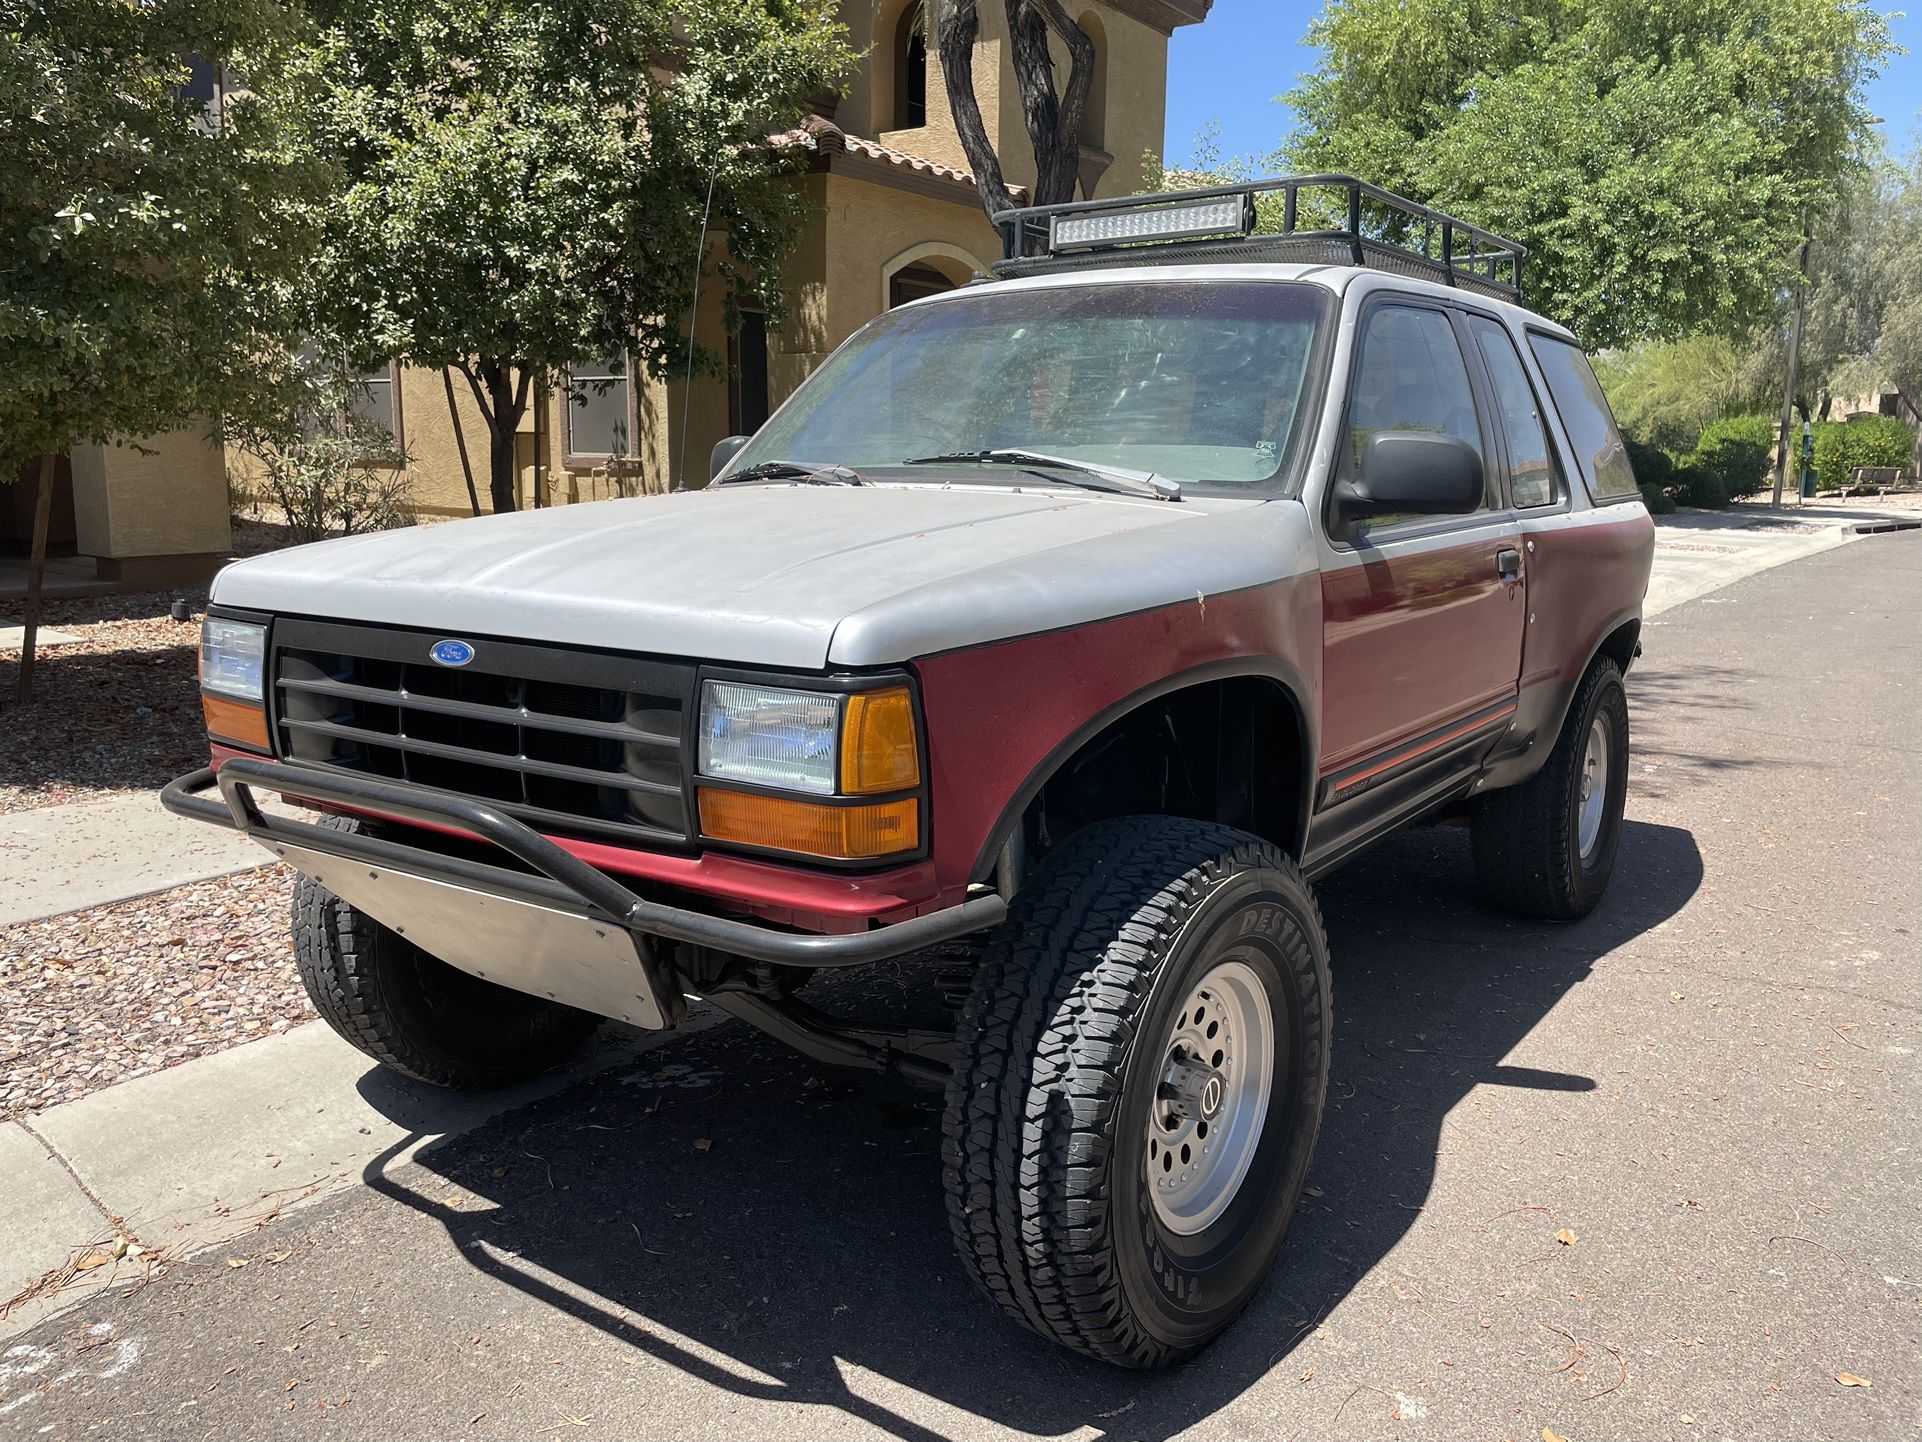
1316, 300, 1527, 816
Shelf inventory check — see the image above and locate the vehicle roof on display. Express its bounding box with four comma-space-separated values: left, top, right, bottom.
917, 260, 1579, 345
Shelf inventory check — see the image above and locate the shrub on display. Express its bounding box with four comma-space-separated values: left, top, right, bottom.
1691, 415, 1773, 499
226, 361, 417, 545
1639, 481, 1676, 514
1810, 415, 1915, 490
238, 426, 416, 544
1623, 438, 1675, 491
1670, 465, 1731, 508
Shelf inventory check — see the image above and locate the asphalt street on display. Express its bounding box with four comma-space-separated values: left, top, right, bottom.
5, 531, 1918, 1442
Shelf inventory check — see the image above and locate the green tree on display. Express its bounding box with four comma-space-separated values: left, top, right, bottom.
1594, 334, 1760, 451
1861, 145, 1922, 430
1, 0, 326, 697
293, 0, 850, 512
1283, 0, 1895, 348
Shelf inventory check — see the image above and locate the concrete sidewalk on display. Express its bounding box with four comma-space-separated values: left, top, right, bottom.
1644, 501, 1919, 617
0, 792, 270, 926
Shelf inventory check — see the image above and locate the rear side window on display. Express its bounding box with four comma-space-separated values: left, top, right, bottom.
1469, 318, 1558, 508
1528, 333, 1638, 501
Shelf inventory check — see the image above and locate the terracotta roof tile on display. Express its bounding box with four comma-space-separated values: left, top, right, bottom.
771, 115, 1027, 203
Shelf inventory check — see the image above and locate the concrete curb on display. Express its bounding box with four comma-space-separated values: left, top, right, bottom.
1, 1010, 723, 1342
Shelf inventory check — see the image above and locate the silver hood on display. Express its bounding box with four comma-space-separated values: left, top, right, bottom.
213, 483, 1306, 669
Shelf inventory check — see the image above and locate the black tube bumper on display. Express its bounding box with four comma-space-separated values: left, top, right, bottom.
161, 760, 1006, 976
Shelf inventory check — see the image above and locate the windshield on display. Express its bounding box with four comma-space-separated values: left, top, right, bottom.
725, 281, 1328, 494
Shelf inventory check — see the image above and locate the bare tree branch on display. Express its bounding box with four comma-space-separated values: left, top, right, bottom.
937, 0, 1019, 219
442, 367, 483, 516
1006, 0, 1094, 206
936, 0, 1096, 236
454, 359, 495, 431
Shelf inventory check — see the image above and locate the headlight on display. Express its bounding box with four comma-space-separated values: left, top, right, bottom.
698, 682, 841, 794
696, 679, 923, 862
199, 618, 266, 701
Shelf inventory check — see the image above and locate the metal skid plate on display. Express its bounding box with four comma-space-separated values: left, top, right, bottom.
268, 839, 672, 1030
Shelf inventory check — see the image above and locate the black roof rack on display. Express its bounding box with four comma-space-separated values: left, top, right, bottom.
990, 174, 1526, 302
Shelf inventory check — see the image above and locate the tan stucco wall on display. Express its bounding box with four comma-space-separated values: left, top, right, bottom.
391, 365, 500, 516
70, 427, 231, 559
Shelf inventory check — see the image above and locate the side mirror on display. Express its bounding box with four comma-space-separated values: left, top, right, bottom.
1334, 431, 1484, 530
710, 435, 751, 482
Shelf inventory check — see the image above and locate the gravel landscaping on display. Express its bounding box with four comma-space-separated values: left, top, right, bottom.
0, 588, 210, 814
0, 866, 310, 1119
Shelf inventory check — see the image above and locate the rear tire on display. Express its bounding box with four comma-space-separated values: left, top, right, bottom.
942, 816, 1332, 1368
291, 817, 599, 1088
1472, 657, 1629, 920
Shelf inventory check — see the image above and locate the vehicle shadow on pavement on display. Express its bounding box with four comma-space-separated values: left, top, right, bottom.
356, 819, 1702, 1442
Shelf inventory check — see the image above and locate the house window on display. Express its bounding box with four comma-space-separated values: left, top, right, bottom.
729, 310, 771, 436
894, 2, 928, 130
345, 362, 400, 442
889, 264, 956, 308
566, 355, 632, 459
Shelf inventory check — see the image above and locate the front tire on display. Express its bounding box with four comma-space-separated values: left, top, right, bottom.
1472, 657, 1630, 920
291, 818, 599, 1089
941, 816, 1332, 1368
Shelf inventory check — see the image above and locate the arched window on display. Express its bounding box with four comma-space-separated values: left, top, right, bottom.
894, 1, 928, 130
889, 263, 956, 308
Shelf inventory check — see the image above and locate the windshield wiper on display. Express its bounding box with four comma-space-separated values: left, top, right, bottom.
718, 461, 870, 486
902, 449, 1181, 501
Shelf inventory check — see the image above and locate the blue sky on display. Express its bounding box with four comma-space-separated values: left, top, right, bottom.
1163, 0, 1922, 170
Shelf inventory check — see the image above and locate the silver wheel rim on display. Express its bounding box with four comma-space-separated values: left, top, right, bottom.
1577, 715, 1609, 860
1148, 958, 1274, 1236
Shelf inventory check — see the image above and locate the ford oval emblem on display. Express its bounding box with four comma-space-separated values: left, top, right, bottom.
430, 639, 475, 668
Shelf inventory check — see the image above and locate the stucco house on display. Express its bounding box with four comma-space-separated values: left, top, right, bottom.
0, 0, 1209, 594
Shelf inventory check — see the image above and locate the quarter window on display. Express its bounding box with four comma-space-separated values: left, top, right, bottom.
1528, 333, 1638, 501
565, 354, 632, 459
1469, 318, 1557, 508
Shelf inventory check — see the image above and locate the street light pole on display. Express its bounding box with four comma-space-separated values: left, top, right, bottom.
1773, 225, 1812, 506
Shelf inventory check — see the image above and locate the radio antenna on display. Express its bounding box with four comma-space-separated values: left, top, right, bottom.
675, 159, 721, 493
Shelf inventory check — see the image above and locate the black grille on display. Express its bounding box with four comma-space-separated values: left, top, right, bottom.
270, 618, 696, 848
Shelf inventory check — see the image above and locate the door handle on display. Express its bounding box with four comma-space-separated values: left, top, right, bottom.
1496, 547, 1522, 581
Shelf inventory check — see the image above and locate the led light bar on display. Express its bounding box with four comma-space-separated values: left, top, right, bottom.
1050, 196, 1253, 252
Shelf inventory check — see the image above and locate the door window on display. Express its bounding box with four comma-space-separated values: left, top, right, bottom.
1345, 304, 1488, 529
1468, 317, 1558, 508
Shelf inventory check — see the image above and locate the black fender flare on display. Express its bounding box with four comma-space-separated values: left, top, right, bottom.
1485, 606, 1643, 793
966, 656, 1318, 886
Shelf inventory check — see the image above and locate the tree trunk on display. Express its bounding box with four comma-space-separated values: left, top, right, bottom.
443, 367, 483, 516
458, 359, 531, 513
937, 1, 1095, 230
1007, 0, 1094, 205
14, 453, 56, 702
938, 1, 1019, 219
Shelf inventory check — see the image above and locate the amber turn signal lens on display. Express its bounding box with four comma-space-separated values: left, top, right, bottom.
840, 686, 920, 795
202, 693, 270, 752
699, 789, 919, 860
